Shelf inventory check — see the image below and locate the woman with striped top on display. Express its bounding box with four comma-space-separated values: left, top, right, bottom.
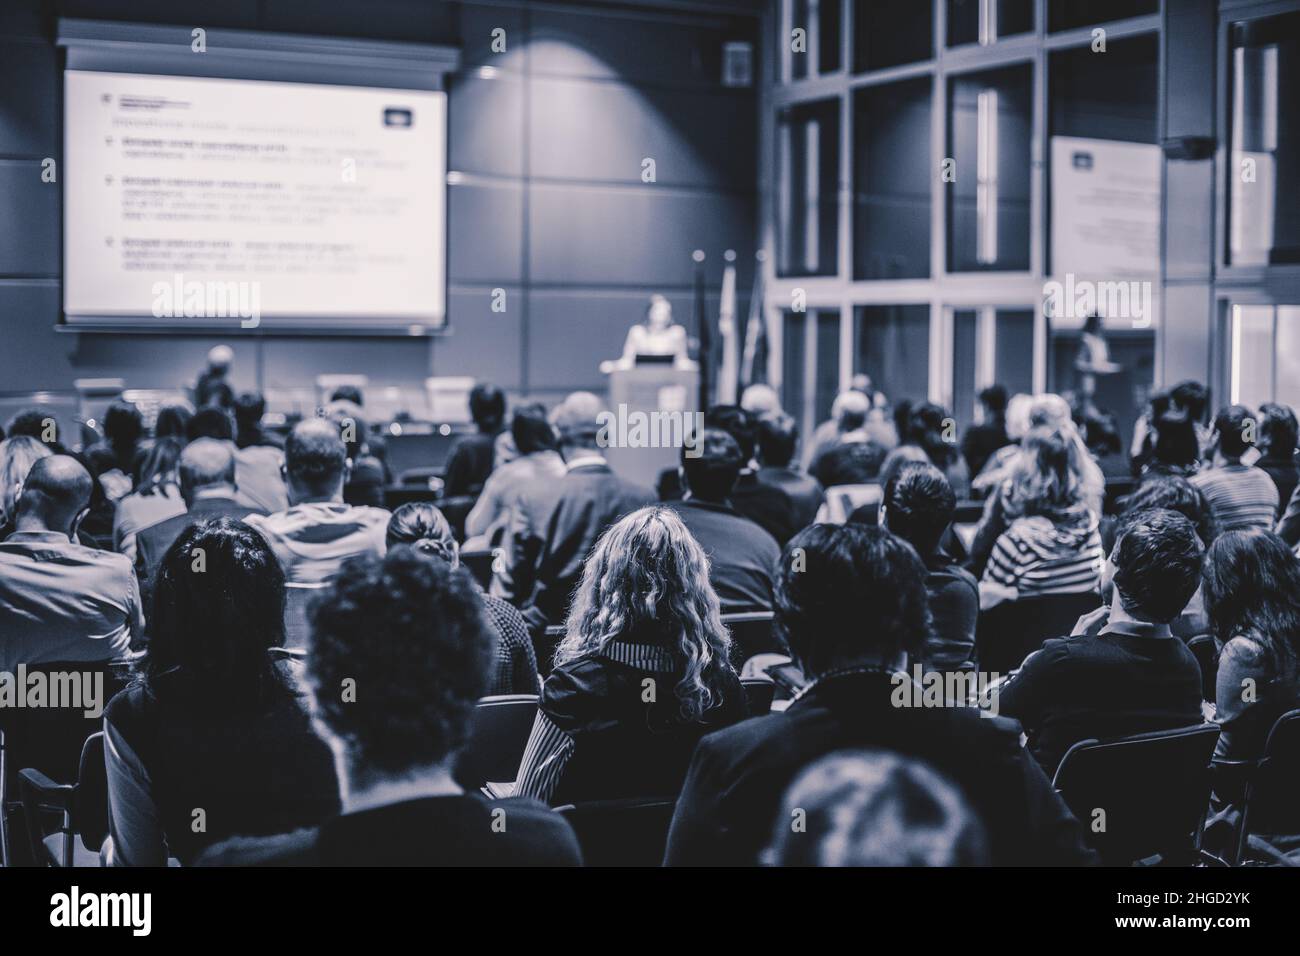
979, 426, 1104, 610
513, 506, 746, 806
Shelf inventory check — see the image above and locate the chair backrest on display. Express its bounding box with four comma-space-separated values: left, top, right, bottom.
1052, 722, 1221, 865
1239, 708, 1300, 847
1186, 635, 1219, 704
976, 591, 1102, 674
816, 483, 882, 524
455, 695, 539, 790
283, 583, 327, 650
740, 678, 776, 716
554, 797, 677, 867
722, 610, 782, 662
460, 549, 495, 589
74, 732, 109, 854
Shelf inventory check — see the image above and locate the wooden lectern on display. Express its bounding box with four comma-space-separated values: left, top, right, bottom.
603, 364, 700, 490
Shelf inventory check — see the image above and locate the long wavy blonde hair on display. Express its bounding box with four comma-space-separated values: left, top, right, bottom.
555, 506, 735, 721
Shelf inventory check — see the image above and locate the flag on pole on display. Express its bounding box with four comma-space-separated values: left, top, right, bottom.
740, 250, 768, 389
692, 249, 711, 413
716, 249, 739, 405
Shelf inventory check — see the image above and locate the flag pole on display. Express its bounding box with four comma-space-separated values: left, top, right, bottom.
693, 249, 710, 413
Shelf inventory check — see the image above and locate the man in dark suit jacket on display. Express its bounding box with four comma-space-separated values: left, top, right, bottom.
515, 394, 653, 659
753, 411, 824, 544
667, 429, 780, 614
663, 523, 1096, 867
135, 439, 265, 586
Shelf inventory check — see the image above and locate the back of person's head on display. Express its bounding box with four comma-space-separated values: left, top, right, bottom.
1125, 475, 1218, 545
145, 517, 286, 704
321, 400, 369, 460
135, 436, 184, 495
833, 390, 871, 433
0, 435, 53, 523
187, 406, 234, 442
510, 402, 557, 455
765, 750, 989, 867
979, 385, 1008, 419
153, 403, 193, 441
878, 444, 929, 490
285, 418, 348, 497
1214, 404, 1257, 459
778, 523, 930, 676
207, 344, 234, 373
14, 454, 90, 532
820, 440, 888, 487
552, 391, 604, 451
468, 383, 506, 432
1152, 412, 1200, 469
1171, 380, 1210, 424
559, 506, 733, 720
1260, 403, 1298, 459
1029, 393, 1073, 431
1004, 393, 1034, 442
6, 408, 58, 446
681, 428, 743, 502
1109, 509, 1204, 624
883, 463, 955, 556
1202, 530, 1300, 677
233, 392, 267, 430
385, 502, 457, 564
1007, 426, 1081, 518
756, 412, 799, 468
705, 405, 758, 463
329, 385, 364, 407
102, 400, 143, 450
178, 438, 236, 499
905, 402, 956, 468
1083, 409, 1123, 458
307, 548, 493, 781
740, 383, 781, 417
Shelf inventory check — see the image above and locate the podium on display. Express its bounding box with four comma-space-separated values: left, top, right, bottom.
604, 365, 700, 490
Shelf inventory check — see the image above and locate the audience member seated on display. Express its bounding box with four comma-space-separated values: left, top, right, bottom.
511, 393, 653, 646
464, 402, 564, 551
698, 405, 796, 545
514, 507, 746, 805
0, 456, 142, 672
815, 441, 890, 522
0, 434, 52, 537
1201, 530, 1300, 764
244, 419, 389, 584
753, 412, 824, 544
996, 509, 1205, 777
739, 383, 782, 417
189, 405, 288, 514
663, 522, 1095, 866
878, 463, 977, 672
668, 429, 780, 613
1141, 411, 1202, 480
978, 426, 1104, 610
233, 391, 284, 450
199, 548, 582, 866
320, 399, 387, 509
386, 502, 539, 697
961, 385, 1012, 483
762, 750, 989, 867
804, 380, 896, 471
1191, 405, 1279, 532
900, 401, 970, 498
5, 408, 70, 454
969, 392, 1033, 498
84, 399, 144, 502
1257, 403, 1299, 519
113, 436, 186, 562
104, 519, 340, 865
135, 438, 267, 589
443, 382, 506, 498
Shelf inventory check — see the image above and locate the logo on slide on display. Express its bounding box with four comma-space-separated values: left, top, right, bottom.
383, 108, 413, 128
151, 273, 261, 329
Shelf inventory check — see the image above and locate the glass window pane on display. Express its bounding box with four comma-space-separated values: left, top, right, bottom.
815, 310, 841, 424
777, 99, 841, 277
1231, 306, 1274, 410
1229, 12, 1300, 266
952, 309, 978, 431
783, 309, 808, 418
854, 0, 932, 73
1049, 35, 1158, 143
1276, 307, 1300, 410
1048, 0, 1157, 33
993, 309, 1035, 397
790, 0, 843, 79
947, 65, 1032, 272
854, 304, 930, 406
947, 0, 1034, 47
853, 77, 931, 279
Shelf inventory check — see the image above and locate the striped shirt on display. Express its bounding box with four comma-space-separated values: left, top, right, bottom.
1191, 463, 1279, 533
981, 509, 1103, 607
244, 501, 389, 584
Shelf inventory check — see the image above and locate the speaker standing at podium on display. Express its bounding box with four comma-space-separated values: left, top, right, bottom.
601, 295, 698, 374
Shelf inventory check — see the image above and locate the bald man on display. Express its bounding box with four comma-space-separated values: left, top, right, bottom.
135, 439, 268, 587
243, 419, 389, 584
0, 456, 142, 671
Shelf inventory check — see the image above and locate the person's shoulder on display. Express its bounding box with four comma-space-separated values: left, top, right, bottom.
485, 796, 580, 862
1221, 633, 1269, 672
540, 655, 614, 724
195, 827, 321, 867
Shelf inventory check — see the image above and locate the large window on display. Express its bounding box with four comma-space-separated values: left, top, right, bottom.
947, 0, 1033, 47
777, 99, 840, 277
854, 305, 930, 406
789, 0, 843, 79
853, 78, 932, 279
947, 64, 1032, 272
854, 0, 932, 72
1047, 0, 1158, 33
1229, 11, 1300, 266
1230, 305, 1300, 409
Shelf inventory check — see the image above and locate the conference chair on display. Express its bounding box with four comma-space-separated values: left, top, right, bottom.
553, 798, 677, 867
1230, 708, 1300, 865
721, 610, 782, 664
284, 583, 328, 650
460, 549, 495, 589
455, 694, 540, 791
1052, 723, 1221, 866
1186, 635, 1220, 703
975, 591, 1102, 674
17, 732, 108, 867
740, 678, 776, 717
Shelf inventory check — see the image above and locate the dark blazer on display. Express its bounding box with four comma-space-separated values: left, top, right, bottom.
667, 498, 780, 612
754, 466, 824, 544
663, 669, 1097, 867
134, 495, 266, 587
196, 795, 582, 866
520, 461, 654, 641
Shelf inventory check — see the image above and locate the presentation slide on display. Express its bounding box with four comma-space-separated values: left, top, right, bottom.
63, 70, 446, 328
